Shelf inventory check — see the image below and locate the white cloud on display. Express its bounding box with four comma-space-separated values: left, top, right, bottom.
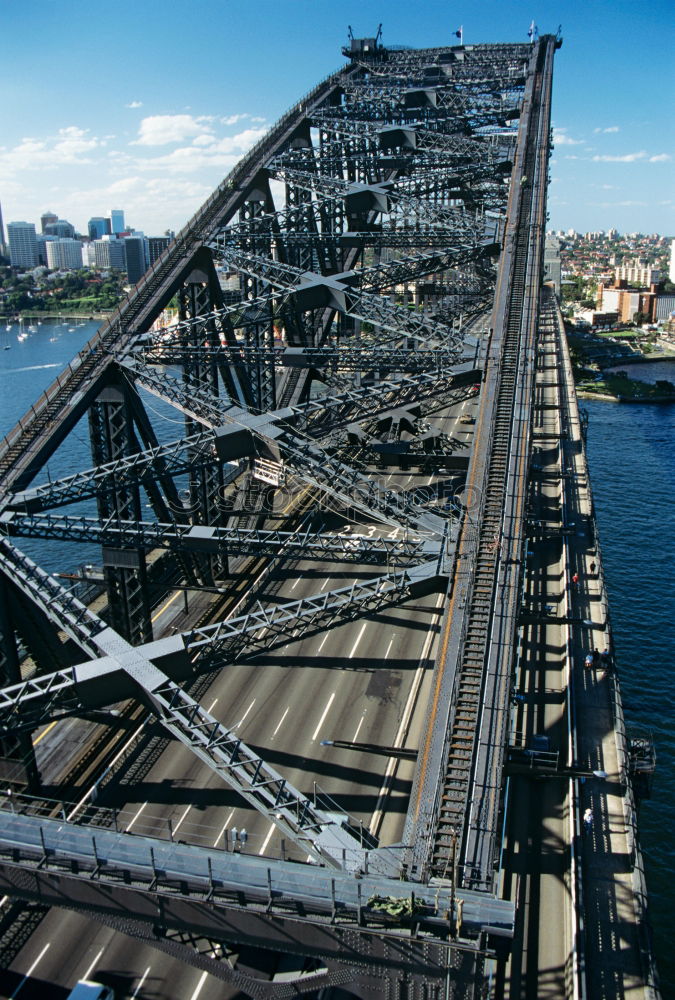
0, 127, 101, 175
221, 114, 248, 126
592, 151, 647, 162
134, 114, 214, 146
593, 125, 620, 134
649, 153, 671, 162
126, 101, 143, 109
552, 128, 581, 146
133, 126, 267, 173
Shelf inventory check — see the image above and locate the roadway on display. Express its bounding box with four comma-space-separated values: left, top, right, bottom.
2, 397, 479, 996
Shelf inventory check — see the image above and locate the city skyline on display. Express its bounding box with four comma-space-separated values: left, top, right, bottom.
2, 0, 673, 237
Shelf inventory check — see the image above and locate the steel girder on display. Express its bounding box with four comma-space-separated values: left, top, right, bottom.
7, 431, 235, 514
118, 361, 447, 535
0, 560, 443, 737
1, 513, 436, 567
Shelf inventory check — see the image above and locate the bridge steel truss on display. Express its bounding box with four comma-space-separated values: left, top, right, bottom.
0, 34, 559, 1000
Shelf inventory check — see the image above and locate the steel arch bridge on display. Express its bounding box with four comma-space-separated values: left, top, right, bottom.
0, 32, 559, 999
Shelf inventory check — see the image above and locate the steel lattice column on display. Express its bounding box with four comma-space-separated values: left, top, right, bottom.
89, 383, 152, 645
238, 182, 278, 412
0, 581, 40, 788
178, 263, 230, 584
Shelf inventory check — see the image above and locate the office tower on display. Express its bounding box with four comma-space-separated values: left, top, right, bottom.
88, 217, 111, 240
109, 209, 125, 235
147, 235, 172, 267
123, 235, 148, 283
7, 221, 38, 268
44, 219, 76, 239
670, 240, 675, 283
0, 199, 6, 254
92, 235, 126, 270
36, 234, 58, 266
46, 238, 84, 270
40, 211, 58, 233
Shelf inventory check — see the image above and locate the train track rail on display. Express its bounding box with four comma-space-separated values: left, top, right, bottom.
430, 42, 553, 881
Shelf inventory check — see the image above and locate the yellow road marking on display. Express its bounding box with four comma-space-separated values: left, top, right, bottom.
32, 719, 58, 747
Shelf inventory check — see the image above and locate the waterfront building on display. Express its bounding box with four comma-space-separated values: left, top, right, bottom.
109, 209, 125, 235
669, 240, 675, 283
40, 210, 58, 233
46, 238, 84, 271
0, 199, 6, 255
7, 221, 38, 268
88, 217, 111, 240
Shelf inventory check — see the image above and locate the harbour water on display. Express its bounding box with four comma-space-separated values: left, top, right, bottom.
0, 322, 673, 990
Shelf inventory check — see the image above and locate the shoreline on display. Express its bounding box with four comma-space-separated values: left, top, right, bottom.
3, 312, 111, 323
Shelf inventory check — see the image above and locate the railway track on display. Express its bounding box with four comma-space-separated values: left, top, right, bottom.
430, 44, 552, 880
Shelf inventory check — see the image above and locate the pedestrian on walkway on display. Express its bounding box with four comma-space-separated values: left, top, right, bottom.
583, 808, 593, 834
600, 648, 611, 669
590, 560, 596, 574
593, 648, 601, 668
572, 571, 579, 589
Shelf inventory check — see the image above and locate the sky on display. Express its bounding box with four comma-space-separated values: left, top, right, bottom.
1, 0, 673, 239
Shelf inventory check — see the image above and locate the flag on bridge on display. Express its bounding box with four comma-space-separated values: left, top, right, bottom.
454, 26, 463, 43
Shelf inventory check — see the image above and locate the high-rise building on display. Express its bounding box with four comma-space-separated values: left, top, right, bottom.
669, 240, 675, 284
0, 199, 6, 255
123, 235, 148, 283
614, 261, 660, 287
45, 219, 76, 239
92, 235, 126, 270
40, 211, 58, 234
46, 238, 84, 270
147, 235, 172, 267
109, 209, 125, 235
88, 217, 111, 240
36, 234, 58, 266
8, 221, 38, 268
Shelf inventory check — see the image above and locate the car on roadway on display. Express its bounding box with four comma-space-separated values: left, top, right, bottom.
66, 982, 115, 1000
459, 413, 475, 425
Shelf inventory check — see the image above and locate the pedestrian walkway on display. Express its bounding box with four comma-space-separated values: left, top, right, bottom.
558, 297, 659, 998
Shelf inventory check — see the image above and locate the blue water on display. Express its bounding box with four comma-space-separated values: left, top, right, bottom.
0, 323, 673, 990
583, 370, 675, 995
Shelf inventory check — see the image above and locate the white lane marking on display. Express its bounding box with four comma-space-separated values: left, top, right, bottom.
384, 638, 394, 659
272, 707, 289, 738
259, 821, 276, 855
207, 697, 218, 713
312, 692, 336, 741
320, 577, 331, 591
125, 801, 147, 832
349, 622, 368, 659
352, 713, 366, 742
189, 970, 209, 1000
317, 632, 330, 652
213, 809, 236, 847
10, 942, 50, 998
172, 804, 192, 835
369, 594, 444, 836
291, 577, 300, 590
132, 966, 152, 997
81, 946, 105, 983
236, 698, 256, 729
